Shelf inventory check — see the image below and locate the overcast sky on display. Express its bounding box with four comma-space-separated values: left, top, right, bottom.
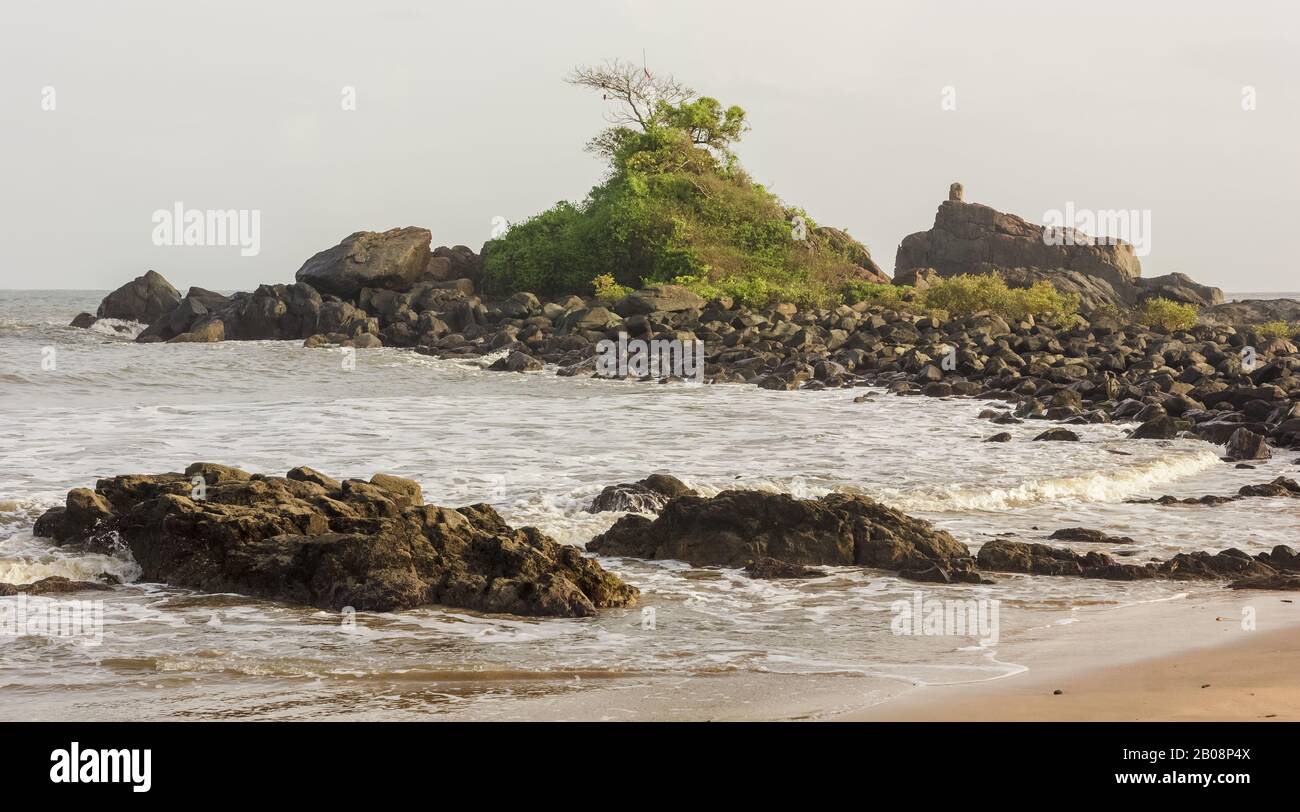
2, 0, 1297, 292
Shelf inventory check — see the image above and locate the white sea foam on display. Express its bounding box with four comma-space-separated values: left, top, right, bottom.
876, 448, 1223, 512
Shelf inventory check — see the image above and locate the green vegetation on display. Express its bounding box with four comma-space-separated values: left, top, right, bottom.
836, 273, 1081, 320
917, 274, 1079, 321
840, 280, 908, 307
591, 273, 632, 304
1136, 297, 1199, 332
1254, 320, 1298, 340
482, 60, 872, 307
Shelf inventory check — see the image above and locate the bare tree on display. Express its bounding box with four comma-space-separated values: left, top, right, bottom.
566, 58, 695, 131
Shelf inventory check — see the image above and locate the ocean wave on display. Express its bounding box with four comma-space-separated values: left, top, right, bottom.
875, 448, 1222, 511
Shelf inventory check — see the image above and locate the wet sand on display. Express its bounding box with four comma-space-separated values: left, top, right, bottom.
836, 589, 1300, 722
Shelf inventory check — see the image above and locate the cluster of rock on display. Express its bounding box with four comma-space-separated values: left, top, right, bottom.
585, 486, 1300, 590
70, 228, 483, 347
33, 463, 637, 617
1127, 475, 1300, 506
30, 471, 1300, 607
977, 537, 1300, 590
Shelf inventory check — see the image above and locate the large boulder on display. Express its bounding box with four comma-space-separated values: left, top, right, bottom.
1135, 272, 1223, 308
427, 245, 484, 288
96, 270, 181, 323
33, 464, 637, 618
586, 489, 972, 574
895, 196, 1142, 291
295, 227, 432, 299
613, 285, 706, 317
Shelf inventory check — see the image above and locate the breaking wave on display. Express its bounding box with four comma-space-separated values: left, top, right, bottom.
878, 448, 1222, 512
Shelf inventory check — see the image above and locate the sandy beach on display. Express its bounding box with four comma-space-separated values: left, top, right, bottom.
838, 590, 1300, 722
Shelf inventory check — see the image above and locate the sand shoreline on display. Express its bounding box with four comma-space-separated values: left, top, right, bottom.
833, 589, 1300, 722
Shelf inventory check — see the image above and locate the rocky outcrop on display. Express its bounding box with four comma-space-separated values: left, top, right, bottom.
95, 270, 181, 324
586, 474, 697, 514
1203, 298, 1300, 326
977, 538, 1279, 582
586, 489, 974, 578
896, 196, 1141, 292
893, 190, 1224, 313
295, 227, 433, 299
33, 464, 637, 618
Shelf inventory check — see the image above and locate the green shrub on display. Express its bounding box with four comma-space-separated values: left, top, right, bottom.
592, 273, 632, 304
918, 274, 1079, 320
1254, 320, 1297, 339
841, 281, 908, 306
1136, 297, 1199, 332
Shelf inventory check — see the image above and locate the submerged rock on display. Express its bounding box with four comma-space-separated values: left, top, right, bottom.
977, 538, 1278, 582
1048, 527, 1136, 544
587, 489, 971, 573
33, 463, 637, 618
742, 557, 825, 579
1033, 428, 1079, 441
1128, 476, 1300, 506
0, 576, 114, 597
586, 474, 697, 514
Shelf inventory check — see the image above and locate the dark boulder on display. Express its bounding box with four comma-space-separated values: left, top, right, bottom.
1048, 527, 1136, 544
1130, 416, 1192, 439
1224, 427, 1271, 461
32, 464, 637, 618
586, 489, 970, 571
96, 270, 181, 323
586, 474, 697, 514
